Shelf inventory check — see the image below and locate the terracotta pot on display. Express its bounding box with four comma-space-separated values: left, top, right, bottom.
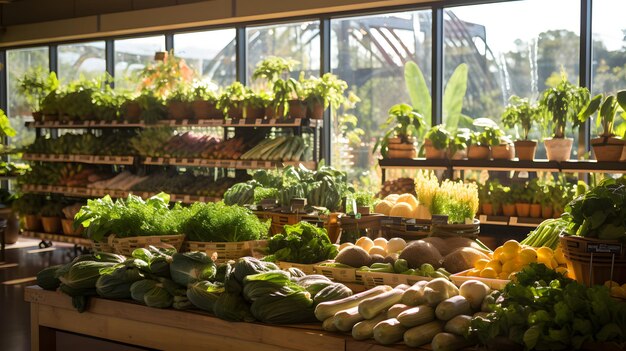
467, 145, 490, 159
448, 149, 467, 160
514, 140, 537, 161
544, 138, 573, 162
502, 204, 516, 217
167, 101, 191, 120
124, 102, 142, 121
424, 139, 447, 159
61, 218, 83, 236
41, 216, 61, 234
265, 104, 286, 119
515, 203, 531, 218
307, 101, 324, 120
192, 100, 220, 119
591, 136, 625, 162
0, 208, 19, 245
541, 206, 553, 219
357, 206, 370, 215
288, 100, 307, 118
491, 143, 515, 160
530, 204, 542, 218
387, 147, 416, 159
32, 111, 43, 122
226, 104, 244, 119
482, 203, 493, 216
245, 106, 265, 119
23, 214, 41, 231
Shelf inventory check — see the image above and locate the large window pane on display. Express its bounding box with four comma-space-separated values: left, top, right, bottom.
443, 0, 580, 128
592, 0, 626, 136
174, 29, 237, 88
114, 36, 165, 90
7, 47, 49, 148
331, 11, 432, 188
246, 21, 320, 83
58, 41, 106, 83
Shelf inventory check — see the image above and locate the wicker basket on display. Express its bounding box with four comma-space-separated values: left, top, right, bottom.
560, 235, 626, 286
430, 219, 480, 239
361, 271, 433, 289
108, 234, 185, 256
314, 264, 365, 285
91, 240, 114, 253
184, 240, 267, 263
276, 261, 322, 275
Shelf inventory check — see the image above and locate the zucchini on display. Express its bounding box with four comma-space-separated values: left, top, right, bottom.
315, 285, 392, 321
404, 320, 444, 347
387, 303, 412, 319
313, 282, 353, 304
373, 318, 406, 345
431, 332, 472, 351
443, 315, 472, 336
402, 280, 428, 306
322, 316, 339, 332
333, 306, 364, 332
397, 305, 435, 328
351, 313, 387, 341
424, 278, 459, 306
358, 288, 404, 319
435, 296, 472, 321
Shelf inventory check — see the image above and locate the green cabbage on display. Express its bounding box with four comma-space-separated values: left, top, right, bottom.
36, 265, 62, 291
169, 252, 216, 287
58, 261, 118, 290
96, 260, 146, 299
132, 246, 175, 278
232, 257, 279, 284
130, 279, 174, 309
187, 281, 225, 312
213, 292, 255, 322
250, 291, 315, 324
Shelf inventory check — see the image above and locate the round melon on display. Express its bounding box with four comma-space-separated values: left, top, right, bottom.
334, 245, 371, 268
369, 245, 387, 257
355, 237, 375, 252
338, 242, 353, 251
374, 200, 394, 215
373, 237, 388, 251
399, 240, 443, 268
384, 194, 400, 203
387, 238, 407, 253
396, 193, 419, 210
390, 202, 414, 218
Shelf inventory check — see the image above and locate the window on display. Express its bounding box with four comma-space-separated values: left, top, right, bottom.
7, 47, 49, 148
331, 11, 432, 186
58, 41, 106, 84
114, 36, 165, 90
246, 21, 320, 84
174, 29, 237, 88
592, 0, 626, 136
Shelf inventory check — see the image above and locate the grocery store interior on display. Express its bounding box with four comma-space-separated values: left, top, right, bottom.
1, 0, 626, 350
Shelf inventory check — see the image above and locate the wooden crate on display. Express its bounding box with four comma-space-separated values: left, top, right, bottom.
380, 216, 431, 240
449, 269, 509, 290
184, 240, 267, 262
314, 264, 365, 285
361, 271, 433, 289
255, 211, 341, 243
108, 234, 185, 256
277, 261, 320, 275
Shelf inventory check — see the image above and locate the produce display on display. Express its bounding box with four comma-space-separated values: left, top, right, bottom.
24, 132, 136, 156
224, 165, 352, 212
37, 250, 353, 325
0, 161, 29, 176
181, 202, 269, 242
266, 222, 338, 264
239, 135, 310, 162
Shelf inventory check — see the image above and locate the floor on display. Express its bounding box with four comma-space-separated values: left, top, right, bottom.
0, 237, 147, 351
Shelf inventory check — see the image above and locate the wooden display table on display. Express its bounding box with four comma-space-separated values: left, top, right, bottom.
25, 287, 422, 351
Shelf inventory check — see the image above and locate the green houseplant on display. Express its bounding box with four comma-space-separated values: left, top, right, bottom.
501, 96, 542, 160
539, 73, 595, 161
17, 67, 59, 121
40, 201, 64, 234
302, 73, 348, 119
526, 179, 543, 218
467, 122, 503, 160
588, 90, 626, 161
510, 182, 532, 217
373, 103, 425, 159
252, 57, 298, 119
424, 124, 450, 159
217, 82, 247, 119
244, 90, 267, 119
449, 128, 471, 159
191, 82, 220, 119
12, 194, 44, 231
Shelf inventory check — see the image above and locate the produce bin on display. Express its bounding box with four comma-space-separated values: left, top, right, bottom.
450, 269, 510, 290
184, 240, 267, 263
277, 261, 322, 275
314, 263, 365, 285
430, 219, 481, 239
380, 216, 431, 240
560, 235, 626, 286
107, 234, 185, 256
361, 271, 433, 289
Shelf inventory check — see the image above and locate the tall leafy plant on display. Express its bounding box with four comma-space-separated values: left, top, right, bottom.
405, 62, 470, 132
373, 103, 425, 157
588, 90, 626, 138
501, 96, 541, 141
17, 67, 59, 113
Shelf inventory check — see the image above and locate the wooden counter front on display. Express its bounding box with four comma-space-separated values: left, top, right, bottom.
25, 286, 420, 351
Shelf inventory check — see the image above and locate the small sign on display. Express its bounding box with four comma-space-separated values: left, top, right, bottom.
587, 243, 622, 254
259, 198, 278, 210
290, 198, 307, 212
431, 215, 449, 225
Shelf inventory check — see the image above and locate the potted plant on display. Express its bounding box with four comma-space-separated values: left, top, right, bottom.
217, 82, 246, 119
511, 182, 531, 217
17, 67, 59, 122
252, 57, 298, 119
61, 203, 83, 236
302, 73, 347, 119
244, 90, 267, 119
374, 103, 425, 159
424, 125, 450, 159
40, 91, 62, 122
500, 185, 516, 217
487, 180, 505, 216
191, 83, 220, 119
491, 135, 516, 160
468, 126, 502, 159
587, 91, 626, 161
527, 179, 543, 218
501, 96, 542, 160
477, 182, 492, 215
12, 194, 44, 231
133, 92, 167, 124
92, 87, 123, 122
166, 85, 192, 120
539, 74, 594, 162
448, 128, 471, 160
40, 201, 64, 233
538, 182, 554, 219
353, 191, 374, 215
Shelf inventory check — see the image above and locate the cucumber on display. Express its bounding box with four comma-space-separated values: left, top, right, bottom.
404, 320, 444, 347
435, 296, 472, 321
397, 305, 435, 328
351, 313, 387, 340
373, 318, 406, 345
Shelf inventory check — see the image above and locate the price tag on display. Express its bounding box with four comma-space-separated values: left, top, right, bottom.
518, 171, 529, 179
431, 215, 448, 225
290, 198, 307, 213
587, 243, 622, 254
